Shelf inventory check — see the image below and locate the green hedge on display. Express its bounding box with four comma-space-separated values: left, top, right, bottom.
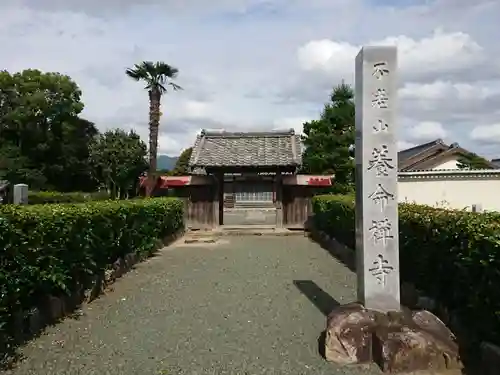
312, 194, 500, 345
0, 197, 183, 340
28, 191, 111, 204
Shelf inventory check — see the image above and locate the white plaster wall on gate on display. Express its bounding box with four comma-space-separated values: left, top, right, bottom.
430, 157, 460, 170
397, 172, 500, 212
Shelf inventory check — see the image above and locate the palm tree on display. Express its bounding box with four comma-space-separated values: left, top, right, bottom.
125, 61, 182, 196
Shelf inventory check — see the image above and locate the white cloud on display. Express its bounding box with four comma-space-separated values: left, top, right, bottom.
400, 81, 500, 101
400, 81, 453, 101
398, 140, 416, 151
156, 134, 183, 155
408, 121, 447, 142
272, 117, 311, 134
1, 0, 499, 157
298, 40, 357, 74
175, 100, 213, 120
297, 29, 485, 82
470, 124, 500, 145
381, 30, 483, 77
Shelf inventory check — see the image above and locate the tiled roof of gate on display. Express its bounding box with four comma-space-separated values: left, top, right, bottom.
398, 139, 444, 167
491, 158, 500, 168
188, 129, 302, 168
398, 139, 499, 171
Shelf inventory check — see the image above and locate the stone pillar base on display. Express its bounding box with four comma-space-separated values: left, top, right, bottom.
324, 302, 463, 374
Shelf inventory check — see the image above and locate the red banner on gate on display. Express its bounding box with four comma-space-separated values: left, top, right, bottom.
307, 177, 331, 186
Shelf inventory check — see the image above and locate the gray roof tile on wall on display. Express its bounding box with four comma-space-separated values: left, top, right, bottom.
491, 159, 500, 168
398, 139, 444, 167
189, 129, 302, 168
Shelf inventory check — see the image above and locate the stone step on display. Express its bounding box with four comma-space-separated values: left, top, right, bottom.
184, 237, 217, 244
218, 226, 306, 236
232, 202, 275, 208
186, 227, 307, 238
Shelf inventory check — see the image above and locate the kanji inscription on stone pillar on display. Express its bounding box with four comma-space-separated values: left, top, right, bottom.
355, 46, 400, 312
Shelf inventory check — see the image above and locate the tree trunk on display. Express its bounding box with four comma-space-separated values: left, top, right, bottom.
147, 88, 161, 196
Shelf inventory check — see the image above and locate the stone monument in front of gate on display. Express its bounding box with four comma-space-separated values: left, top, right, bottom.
355, 46, 400, 313
323, 46, 463, 374
13, 183, 28, 205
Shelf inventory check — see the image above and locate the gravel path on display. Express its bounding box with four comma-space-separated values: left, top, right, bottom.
3, 236, 382, 375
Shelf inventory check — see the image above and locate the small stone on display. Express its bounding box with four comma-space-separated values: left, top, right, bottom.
113, 258, 125, 278
124, 253, 137, 269
73, 309, 85, 317
52, 339, 65, 347
105, 267, 114, 279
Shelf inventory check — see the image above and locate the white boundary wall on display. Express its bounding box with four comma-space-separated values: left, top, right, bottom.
398, 169, 500, 212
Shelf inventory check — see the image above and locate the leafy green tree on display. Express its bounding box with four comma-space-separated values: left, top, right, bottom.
89, 129, 148, 199
0, 69, 97, 191
59, 117, 99, 191
172, 147, 192, 176
125, 61, 182, 195
457, 152, 492, 170
0, 144, 46, 188
301, 83, 355, 193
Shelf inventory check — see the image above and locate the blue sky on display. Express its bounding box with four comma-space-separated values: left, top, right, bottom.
1, 0, 499, 157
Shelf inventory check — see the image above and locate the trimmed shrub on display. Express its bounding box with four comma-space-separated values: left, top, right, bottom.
312, 194, 500, 345
0, 197, 183, 341
28, 191, 110, 204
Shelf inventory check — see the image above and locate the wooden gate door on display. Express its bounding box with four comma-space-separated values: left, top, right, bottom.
222, 180, 277, 226
173, 185, 215, 229
282, 186, 313, 229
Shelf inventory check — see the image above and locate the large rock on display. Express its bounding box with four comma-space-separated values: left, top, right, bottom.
373, 325, 462, 373
411, 310, 462, 371
325, 302, 375, 364
325, 304, 463, 373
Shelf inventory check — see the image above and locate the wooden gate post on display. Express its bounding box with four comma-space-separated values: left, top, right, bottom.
213, 172, 222, 227
275, 172, 283, 228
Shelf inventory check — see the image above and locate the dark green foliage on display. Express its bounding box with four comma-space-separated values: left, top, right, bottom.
312, 194, 500, 345
28, 191, 110, 204
457, 151, 493, 170
89, 129, 148, 199
125, 61, 181, 93
0, 69, 97, 192
172, 147, 192, 176
312, 194, 355, 248
301, 83, 355, 191
0, 198, 183, 342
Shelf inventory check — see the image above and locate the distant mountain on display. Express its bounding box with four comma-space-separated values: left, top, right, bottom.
157, 155, 178, 171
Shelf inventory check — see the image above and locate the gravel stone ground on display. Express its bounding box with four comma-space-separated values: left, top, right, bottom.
3, 236, 382, 375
